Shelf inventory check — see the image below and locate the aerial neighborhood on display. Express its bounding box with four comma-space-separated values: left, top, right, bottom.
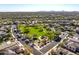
0, 11, 79, 55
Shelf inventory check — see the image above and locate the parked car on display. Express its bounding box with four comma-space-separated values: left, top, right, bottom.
54, 36, 61, 42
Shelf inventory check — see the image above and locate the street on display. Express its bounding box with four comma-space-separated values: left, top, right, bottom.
11, 25, 68, 55
40, 41, 57, 54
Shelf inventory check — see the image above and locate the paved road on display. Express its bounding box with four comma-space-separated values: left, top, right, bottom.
11, 25, 43, 55
40, 32, 68, 54
11, 25, 68, 55
32, 48, 43, 55
40, 41, 57, 54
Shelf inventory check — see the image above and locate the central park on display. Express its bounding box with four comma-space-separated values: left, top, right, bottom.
17, 24, 59, 41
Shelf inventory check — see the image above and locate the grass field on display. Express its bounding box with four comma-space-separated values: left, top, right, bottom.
17, 24, 59, 40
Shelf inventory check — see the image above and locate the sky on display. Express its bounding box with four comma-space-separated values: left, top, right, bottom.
0, 4, 79, 12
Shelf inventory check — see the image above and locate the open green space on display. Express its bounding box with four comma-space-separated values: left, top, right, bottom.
17, 24, 59, 41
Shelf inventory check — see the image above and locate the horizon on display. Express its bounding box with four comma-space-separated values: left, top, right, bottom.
0, 10, 79, 12
0, 4, 79, 12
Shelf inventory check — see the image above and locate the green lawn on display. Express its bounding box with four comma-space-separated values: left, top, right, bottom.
17, 24, 59, 40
